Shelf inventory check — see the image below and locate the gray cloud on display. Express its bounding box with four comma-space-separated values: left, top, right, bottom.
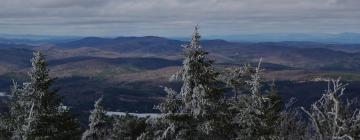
0, 0, 360, 36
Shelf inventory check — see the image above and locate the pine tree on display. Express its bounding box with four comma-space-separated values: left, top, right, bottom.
176, 26, 224, 118
263, 80, 283, 137
6, 51, 81, 139
0, 115, 11, 139
222, 64, 254, 100
151, 26, 231, 140
6, 81, 30, 140
231, 62, 265, 139
155, 87, 181, 114
110, 114, 147, 140
82, 97, 111, 140
230, 61, 284, 140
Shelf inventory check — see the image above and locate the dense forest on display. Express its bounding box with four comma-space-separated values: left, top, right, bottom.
1, 27, 360, 140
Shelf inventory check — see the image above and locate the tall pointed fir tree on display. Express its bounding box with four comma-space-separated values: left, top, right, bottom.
178, 26, 224, 118
230, 60, 284, 140
148, 26, 231, 140
82, 97, 111, 140
6, 51, 81, 140
262, 80, 283, 138
230, 62, 265, 139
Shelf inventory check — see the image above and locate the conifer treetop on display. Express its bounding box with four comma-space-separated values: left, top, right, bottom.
189, 25, 201, 49
82, 96, 109, 140
89, 97, 106, 126
29, 51, 52, 97
30, 51, 49, 80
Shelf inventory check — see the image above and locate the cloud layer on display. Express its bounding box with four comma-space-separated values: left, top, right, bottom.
1, 0, 360, 36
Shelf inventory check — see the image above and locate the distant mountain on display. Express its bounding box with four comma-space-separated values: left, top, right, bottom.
0, 43, 35, 49
207, 33, 360, 44
53, 36, 360, 71
3, 32, 360, 44
0, 47, 33, 67
0, 34, 82, 45
2, 35, 360, 71
48, 56, 182, 70
58, 36, 184, 54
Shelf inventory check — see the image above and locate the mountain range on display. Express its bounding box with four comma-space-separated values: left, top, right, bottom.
206, 32, 360, 44
3, 32, 360, 44
1, 35, 360, 124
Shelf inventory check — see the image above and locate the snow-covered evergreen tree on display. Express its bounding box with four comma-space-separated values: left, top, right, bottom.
82, 97, 111, 140
230, 62, 263, 139
222, 64, 254, 100
147, 26, 232, 140
263, 80, 283, 137
155, 87, 181, 114
302, 79, 360, 140
176, 26, 224, 118
30, 51, 81, 139
230, 61, 284, 140
6, 81, 30, 140
5, 51, 81, 140
0, 115, 11, 139
110, 114, 147, 140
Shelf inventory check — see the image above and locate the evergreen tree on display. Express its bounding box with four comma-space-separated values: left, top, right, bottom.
176, 26, 224, 118
155, 87, 181, 114
263, 80, 283, 137
222, 64, 254, 100
6, 51, 81, 140
231, 61, 284, 140
82, 97, 111, 140
6, 82, 30, 140
0, 106, 12, 139
231, 62, 266, 139
151, 26, 231, 140
110, 114, 147, 140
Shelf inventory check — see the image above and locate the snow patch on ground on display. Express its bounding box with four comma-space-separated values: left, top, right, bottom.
106, 112, 161, 118
0, 92, 7, 97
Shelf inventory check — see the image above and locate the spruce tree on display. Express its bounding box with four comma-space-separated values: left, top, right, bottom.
152, 26, 230, 140
231, 61, 284, 140
231, 62, 266, 139
110, 114, 147, 140
177, 26, 223, 118
82, 97, 111, 140
155, 87, 181, 114
6, 51, 81, 140
222, 64, 254, 100
6, 82, 30, 140
262, 80, 283, 139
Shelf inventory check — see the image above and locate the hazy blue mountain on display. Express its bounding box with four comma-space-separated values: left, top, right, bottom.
0, 34, 82, 44
206, 33, 360, 44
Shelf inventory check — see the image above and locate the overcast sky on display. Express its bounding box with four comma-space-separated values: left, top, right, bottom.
1, 0, 360, 37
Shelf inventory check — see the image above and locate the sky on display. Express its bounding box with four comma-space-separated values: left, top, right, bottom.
1, 0, 360, 37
